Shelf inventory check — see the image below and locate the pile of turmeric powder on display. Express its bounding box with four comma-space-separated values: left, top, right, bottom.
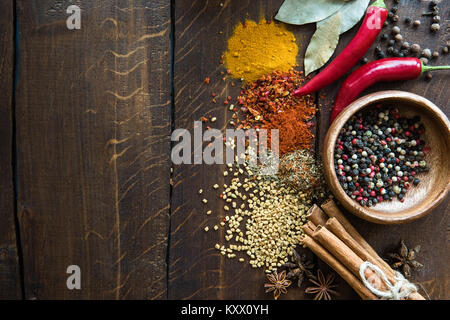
224, 19, 298, 82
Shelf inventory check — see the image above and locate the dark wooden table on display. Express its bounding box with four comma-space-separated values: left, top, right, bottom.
0, 0, 448, 300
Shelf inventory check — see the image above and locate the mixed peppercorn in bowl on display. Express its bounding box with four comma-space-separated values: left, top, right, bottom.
323, 91, 450, 224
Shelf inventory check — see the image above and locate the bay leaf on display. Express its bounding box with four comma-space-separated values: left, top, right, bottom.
317, 0, 370, 34
304, 12, 342, 76
275, 0, 346, 26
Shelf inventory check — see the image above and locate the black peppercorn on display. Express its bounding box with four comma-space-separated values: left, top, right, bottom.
361, 57, 369, 64
388, 39, 395, 47
376, 51, 386, 59
424, 72, 432, 81
401, 49, 410, 56
381, 33, 388, 41
404, 17, 412, 25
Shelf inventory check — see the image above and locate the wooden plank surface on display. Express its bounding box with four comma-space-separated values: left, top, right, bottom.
1, 0, 448, 300
15, 0, 171, 299
0, 0, 22, 300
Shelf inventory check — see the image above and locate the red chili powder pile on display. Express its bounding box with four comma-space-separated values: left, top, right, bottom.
236, 68, 317, 155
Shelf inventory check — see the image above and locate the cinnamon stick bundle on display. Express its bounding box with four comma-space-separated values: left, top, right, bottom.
300, 200, 424, 300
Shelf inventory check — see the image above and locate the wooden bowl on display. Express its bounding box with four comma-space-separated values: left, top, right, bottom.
323, 91, 450, 224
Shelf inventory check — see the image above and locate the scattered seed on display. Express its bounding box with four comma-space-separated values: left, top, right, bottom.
413, 20, 421, 27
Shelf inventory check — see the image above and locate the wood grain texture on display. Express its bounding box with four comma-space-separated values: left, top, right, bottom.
316, 0, 450, 299
0, 0, 22, 300
168, 0, 318, 300
15, 0, 171, 299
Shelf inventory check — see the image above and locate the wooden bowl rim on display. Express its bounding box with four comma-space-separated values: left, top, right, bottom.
323, 90, 450, 224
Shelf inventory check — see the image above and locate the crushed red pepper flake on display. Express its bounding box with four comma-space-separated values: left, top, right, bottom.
236, 68, 317, 155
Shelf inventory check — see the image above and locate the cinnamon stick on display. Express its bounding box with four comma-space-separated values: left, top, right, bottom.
306, 204, 328, 227
313, 225, 424, 300
301, 221, 316, 238
301, 234, 377, 300
320, 199, 392, 273
325, 217, 394, 278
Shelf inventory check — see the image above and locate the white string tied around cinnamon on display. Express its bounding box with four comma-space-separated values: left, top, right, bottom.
359, 261, 418, 300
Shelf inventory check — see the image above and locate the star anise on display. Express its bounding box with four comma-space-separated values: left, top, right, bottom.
281, 249, 314, 287
305, 269, 339, 300
264, 270, 292, 300
387, 240, 423, 278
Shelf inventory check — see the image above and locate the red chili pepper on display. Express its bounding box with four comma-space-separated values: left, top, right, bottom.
293, 0, 388, 97
331, 57, 450, 122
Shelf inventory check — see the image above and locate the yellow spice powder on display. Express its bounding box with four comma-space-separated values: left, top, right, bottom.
224, 19, 298, 82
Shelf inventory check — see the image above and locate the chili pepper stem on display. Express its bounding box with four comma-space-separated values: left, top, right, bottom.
371, 0, 386, 9
421, 65, 450, 73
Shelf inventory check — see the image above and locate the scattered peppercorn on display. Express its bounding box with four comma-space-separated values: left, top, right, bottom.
420, 57, 429, 65
424, 72, 432, 81
443, 46, 449, 54
381, 33, 388, 41
432, 15, 441, 23
334, 106, 430, 207
410, 44, 421, 54
394, 34, 403, 42
413, 20, 421, 27
430, 23, 440, 33
421, 49, 432, 59
432, 51, 439, 59
404, 17, 411, 25
392, 26, 400, 35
